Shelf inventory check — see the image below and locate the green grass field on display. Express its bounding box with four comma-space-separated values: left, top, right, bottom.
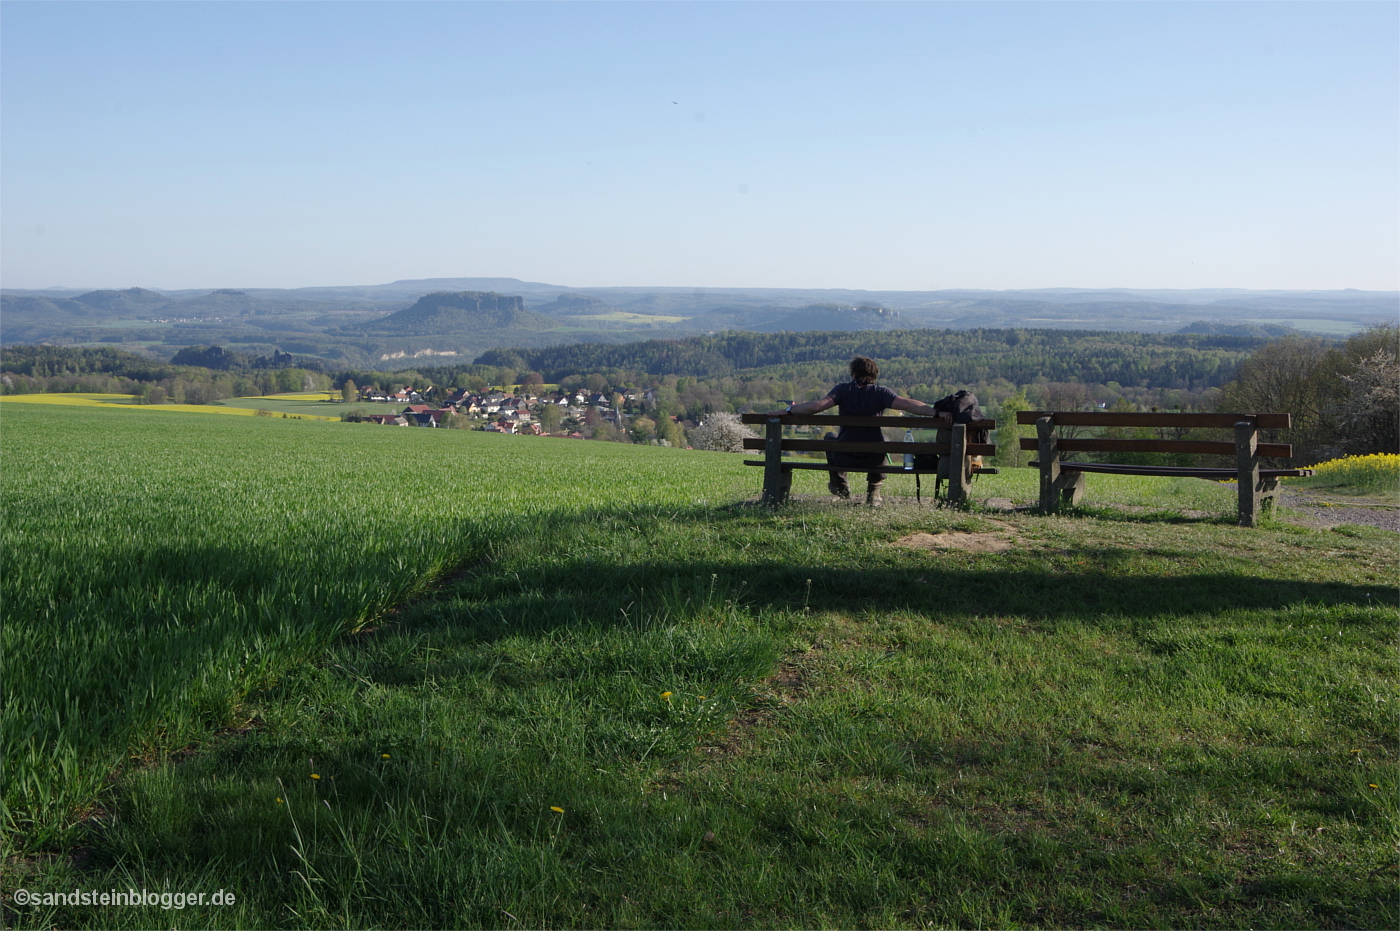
2, 404, 1395, 929
1246, 318, 1370, 337
211, 392, 354, 417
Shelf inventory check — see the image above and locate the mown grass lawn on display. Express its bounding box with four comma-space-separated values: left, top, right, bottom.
2, 404, 1395, 929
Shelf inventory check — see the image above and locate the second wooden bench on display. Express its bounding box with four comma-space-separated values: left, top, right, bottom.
1017, 410, 1314, 527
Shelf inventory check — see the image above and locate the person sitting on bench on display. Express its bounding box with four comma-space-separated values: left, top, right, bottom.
784, 356, 950, 506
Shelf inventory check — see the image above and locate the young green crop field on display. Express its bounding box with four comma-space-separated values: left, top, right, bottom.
2, 402, 1395, 930
211, 392, 358, 418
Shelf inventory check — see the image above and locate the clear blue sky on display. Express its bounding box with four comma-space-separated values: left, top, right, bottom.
3, 0, 1396, 292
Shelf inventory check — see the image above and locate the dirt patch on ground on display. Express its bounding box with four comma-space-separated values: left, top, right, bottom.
701, 656, 815, 760
892, 527, 1021, 553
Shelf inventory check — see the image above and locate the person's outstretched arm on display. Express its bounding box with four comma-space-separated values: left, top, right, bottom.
787, 395, 837, 415
891, 396, 953, 423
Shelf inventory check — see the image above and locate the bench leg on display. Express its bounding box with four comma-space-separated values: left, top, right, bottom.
762, 465, 793, 506
1259, 477, 1280, 516
947, 423, 969, 505
1236, 421, 1261, 527
1058, 470, 1086, 506
761, 417, 788, 505
1037, 417, 1060, 512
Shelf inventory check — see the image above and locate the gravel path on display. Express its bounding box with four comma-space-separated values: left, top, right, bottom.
1275, 489, 1400, 533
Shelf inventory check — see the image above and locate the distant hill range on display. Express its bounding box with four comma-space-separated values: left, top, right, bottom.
535, 292, 620, 315
2, 278, 1393, 371
73, 287, 172, 313
747, 303, 902, 333
343, 291, 554, 335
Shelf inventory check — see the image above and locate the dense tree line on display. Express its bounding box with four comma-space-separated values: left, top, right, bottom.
1, 346, 178, 382
453, 328, 1257, 436
0, 345, 331, 403
1221, 324, 1397, 463
475, 328, 1266, 390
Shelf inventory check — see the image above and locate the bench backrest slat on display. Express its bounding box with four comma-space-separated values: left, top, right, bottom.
1015, 411, 1291, 429
740, 413, 995, 429
743, 438, 998, 457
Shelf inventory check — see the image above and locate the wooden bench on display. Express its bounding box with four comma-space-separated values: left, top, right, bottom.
1016, 411, 1314, 527
738, 413, 997, 506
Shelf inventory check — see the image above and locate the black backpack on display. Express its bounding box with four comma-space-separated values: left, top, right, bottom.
909, 390, 988, 475
932, 390, 989, 444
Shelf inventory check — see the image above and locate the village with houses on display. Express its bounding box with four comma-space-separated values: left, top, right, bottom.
346, 382, 678, 443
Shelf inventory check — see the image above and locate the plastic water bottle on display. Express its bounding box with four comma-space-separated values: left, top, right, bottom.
903, 428, 915, 470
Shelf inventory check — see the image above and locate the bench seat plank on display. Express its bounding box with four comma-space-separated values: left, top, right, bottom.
743, 460, 999, 475
1028, 461, 1313, 480
1019, 438, 1293, 457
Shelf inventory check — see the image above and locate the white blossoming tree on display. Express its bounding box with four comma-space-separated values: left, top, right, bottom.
689, 412, 758, 453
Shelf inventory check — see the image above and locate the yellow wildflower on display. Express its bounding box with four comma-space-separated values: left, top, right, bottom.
550, 806, 565, 813
311, 773, 321, 780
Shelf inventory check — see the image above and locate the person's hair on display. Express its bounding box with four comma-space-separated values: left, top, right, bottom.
849, 356, 879, 385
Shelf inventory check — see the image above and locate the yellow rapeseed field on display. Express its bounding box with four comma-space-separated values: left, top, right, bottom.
1294, 452, 1400, 495
0, 393, 337, 420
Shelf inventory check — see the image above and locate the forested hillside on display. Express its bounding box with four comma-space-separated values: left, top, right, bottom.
476, 328, 1261, 389
0, 344, 332, 403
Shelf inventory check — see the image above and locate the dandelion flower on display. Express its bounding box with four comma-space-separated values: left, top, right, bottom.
276, 798, 284, 804
550, 806, 565, 813
661, 691, 673, 701
311, 773, 321, 780
381, 753, 391, 760
1370, 784, 1379, 789
698, 695, 707, 701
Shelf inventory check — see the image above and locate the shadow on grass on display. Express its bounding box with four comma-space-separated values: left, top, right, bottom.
423, 555, 1384, 642
43, 504, 1394, 930
412, 498, 1385, 644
